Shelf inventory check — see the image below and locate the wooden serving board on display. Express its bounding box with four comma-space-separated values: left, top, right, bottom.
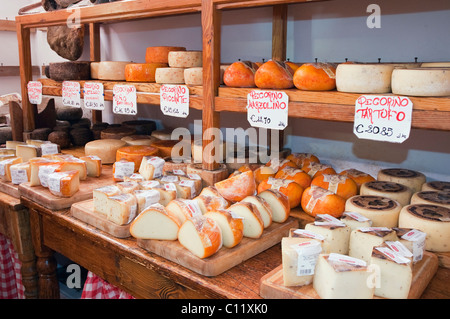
259, 251, 439, 299
138, 217, 299, 277
0, 180, 20, 198
18, 165, 113, 210
71, 199, 131, 238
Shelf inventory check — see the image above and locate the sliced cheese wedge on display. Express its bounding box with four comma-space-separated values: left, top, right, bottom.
204, 209, 244, 248
130, 204, 180, 240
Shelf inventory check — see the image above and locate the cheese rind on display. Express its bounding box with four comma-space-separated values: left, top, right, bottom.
360, 180, 413, 206
168, 51, 202, 68
138, 156, 165, 180
204, 209, 244, 248
336, 63, 395, 93
93, 185, 122, 216
227, 202, 264, 239
85, 139, 127, 164
91, 61, 130, 81
145, 46, 186, 64
125, 63, 168, 82
345, 195, 401, 227
130, 204, 180, 240
106, 193, 138, 225
116, 145, 159, 173
79, 155, 102, 177
155, 67, 185, 84
184, 67, 203, 85
391, 67, 450, 96
377, 168, 426, 194
0, 157, 22, 182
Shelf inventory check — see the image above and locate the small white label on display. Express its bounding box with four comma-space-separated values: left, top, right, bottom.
246, 90, 288, 130
161, 175, 178, 183
11, 168, 28, 184
62, 81, 81, 107
292, 240, 322, 276
39, 165, 60, 187
354, 95, 413, 143
84, 82, 105, 110
314, 214, 346, 227
164, 183, 177, 192
48, 173, 62, 193
293, 229, 325, 241
114, 161, 135, 179
160, 84, 189, 118
27, 81, 42, 104
343, 211, 371, 222
328, 253, 367, 267
41, 143, 59, 155
113, 85, 137, 115
375, 246, 411, 264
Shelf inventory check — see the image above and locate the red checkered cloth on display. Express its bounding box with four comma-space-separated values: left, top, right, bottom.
0, 233, 24, 299
81, 271, 134, 299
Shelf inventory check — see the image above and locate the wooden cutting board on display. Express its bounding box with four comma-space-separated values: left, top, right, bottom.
18, 165, 113, 210
138, 217, 299, 277
0, 180, 20, 198
259, 251, 439, 299
71, 199, 131, 238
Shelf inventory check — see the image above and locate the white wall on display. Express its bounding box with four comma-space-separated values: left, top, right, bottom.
1, 0, 449, 181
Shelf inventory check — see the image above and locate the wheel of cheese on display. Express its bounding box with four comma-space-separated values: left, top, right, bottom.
151, 129, 173, 140
300, 185, 346, 218
345, 195, 401, 227
69, 127, 93, 146
214, 170, 256, 203
121, 135, 158, 146
254, 60, 294, 90
204, 209, 244, 248
253, 166, 276, 185
293, 62, 336, 91
145, 46, 186, 64
302, 162, 336, 179
398, 204, 450, 252
151, 139, 189, 158
335, 63, 395, 93
421, 181, 450, 192
85, 139, 127, 164
91, 61, 130, 81
274, 166, 312, 189
168, 51, 202, 68
421, 62, 450, 68
391, 67, 450, 96
48, 61, 91, 81
377, 168, 426, 193
339, 168, 376, 192
223, 61, 258, 88
184, 67, 203, 85
125, 63, 167, 82
155, 67, 185, 84
101, 126, 136, 140
257, 177, 304, 209
360, 181, 413, 206
116, 145, 159, 172
286, 153, 320, 168
410, 191, 450, 209
311, 174, 358, 200
122, 120, 156, 135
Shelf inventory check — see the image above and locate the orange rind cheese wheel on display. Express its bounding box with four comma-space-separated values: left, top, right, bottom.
301, 185, 346, 218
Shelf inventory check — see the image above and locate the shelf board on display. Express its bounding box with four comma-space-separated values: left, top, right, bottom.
215, 0, 327, 10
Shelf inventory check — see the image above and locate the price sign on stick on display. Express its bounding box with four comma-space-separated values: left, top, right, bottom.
113, 84, 137, 115
84, 82, 105, 110
160, 84, 189, 118
246, 90, 288, 130
353, 95, 413, 143
62, 81, 81, 107
27, 81, 42, 104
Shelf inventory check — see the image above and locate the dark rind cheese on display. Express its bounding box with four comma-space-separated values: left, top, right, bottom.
48, 61, 91, 81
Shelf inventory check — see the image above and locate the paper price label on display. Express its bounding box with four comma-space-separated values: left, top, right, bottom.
62, 81, 81, 107
160, 84, 189, 118
27, 81, 42, 104
84, 82, 105, 110
113, 85, 137, 115
246, 90, 288, 130
354, 95, 412, 143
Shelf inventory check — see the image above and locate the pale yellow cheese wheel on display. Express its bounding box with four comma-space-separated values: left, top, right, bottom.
155, 67, 185, 84
92, 61, 130, 81
168, 51, 202, 68
391, 67, 450, 96
421, 181, 450, 192
360, 181, 412, 206
410, 191, 450, 209
184, 67, 203, 85
85, 139, 127, 164
377, 168, 426, 193
345, 195, 401, 227
336, 63, 395, 93
421, 62, 450, 67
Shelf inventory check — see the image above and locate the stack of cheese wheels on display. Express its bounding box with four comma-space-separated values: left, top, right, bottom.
125, 62, 167, 82
311, 174, 358, 200
421, 181, 450, 192
339, 168, 376, 192
301, 185, 346, 218
100, 126, 136, 140
360, 180, 413, 206
410, 191, 450, 209
85, 139, 127, 164
336, 63, 395, 93
377, 168, 426, 193
293, 62, 336, 91
151, 139, 190, 158
223, 60, 259, 88
145, 46, 186, 64
391, 67, 450, 96
254, 60, 294, 89
116, 145, 159, 172
156, 50, 202, 84
345, 195, 402, 227
399, 204, 450, 252
90, 61, 130, 81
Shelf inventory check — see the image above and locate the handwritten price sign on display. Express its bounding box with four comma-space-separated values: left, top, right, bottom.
113, 84, 137, 115
62, 81, 81, 107
27, 81, 42, 104
160, 84, 189, 118
246, 90, 288, 130
354, 95, 413, 143
83, 82, 105, 110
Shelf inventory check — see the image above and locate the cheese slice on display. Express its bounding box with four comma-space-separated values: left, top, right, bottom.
16, 144, 42, 162
193, 195, 230, 215
168, 51, 202, 68
47, 170, 80, 197
377, 168, 426, 194
241, 195, 273, 228
155, 67, 185, 84
5, 141, 25, 149
133, 189, 161, 214
0, 157, 22, 182
410, 191, 450, 209
204, 209, 244, 248
85, 139, 127, 164
391, 67, 450, 96
139, 156, 165, 180
360, 180, 413, 206
345, 195, 401, 227
348, 227, 398, 263
304, 215, 351, 254
10, 162, 30, 185
130, 204, 181, 240
0, 148, 16, 156
29, 158, 59, 186
257, 189, 290, 223
106, 193, 138, 225
93, 185, 122, 216
336, 63, 395, 93
79, 155, 102, 177
227, 202, 264, 239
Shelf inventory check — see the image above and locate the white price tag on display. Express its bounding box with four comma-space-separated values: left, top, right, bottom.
62, 81, 81, 107
354, 95, 412, 143
160, 84, 189, 118
113, 85, 137, 115
246, 90, 288, 130
27, 81, 42, 104
84, 82, 105, 110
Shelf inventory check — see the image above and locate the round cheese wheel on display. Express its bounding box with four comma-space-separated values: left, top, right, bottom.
85, 139, 127, 164
339, 168, 376, 192
48, 61, 91, 81
254, 60, 294, 90
125, 63, 167, 82
300, 185, 346, 218
311, 174, 358, 200
121, 135, 158, 146
302, 162, 336, 179
377, 168, 426, 193
257, 177, 304, 209
274, 166, 312, 189
345, 195, 401, 227
155, 67, 185, 84
335, 63, 395, 93
184, 67, 203, 85
101, 126, 136, 140
151, 139, 190, 158
145, 46, 186, 64
360, 180, 412, 206
122, 120, 156, 135
421, 181, 450, 192
410, 191, 450, 209
391, 67, 450, 96
223, 61, 258, 88
214, 170, 256, 203
151, 129, 173, 140
398, 204, 450, 252
116, 145, 159, 172
91, 61, 130, 81
293, 62, 336, 91
421, 62, 450, 68
168, 51, 202, 68
286, 153, 320, 168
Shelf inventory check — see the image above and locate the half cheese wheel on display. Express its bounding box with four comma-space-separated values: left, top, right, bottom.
391, 67, 450, 96
125, 63, 167, 82
116, 145, 159, 172
410, 191, 450, 209
377, 168, 426, 193
145, 46, 186, 64
336, 63, 395, 93
398, 204, 450, 252
91, 61, 130, 81
85, 139, 127, 164
130, 204, 181, 240
227, 202, 264, 239
345, 195, 401, 227
257, 189, 290, 223
214, 170, 256, 203
155, 67, 185, 84
360, 181, 413, 206
168, 51, 202, 68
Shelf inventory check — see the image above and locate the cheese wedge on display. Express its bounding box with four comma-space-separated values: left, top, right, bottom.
47, 170, 80, 197
106, 193, 138, 225
79, 155, 102, 177
116, 181, 139, 194
214, 170, 256, 203
348, 227, 398, 263
227, 202, 264, 239
257, 189, 290, 223
113, 159, 135, 182
392, 227, 426, 263
340, 211, 372, 231
138, 181, 177, 206
93, 185, 122, 216
0, 157, 22, 182
130, 204, 180, 240
166, 198, 203, 225
193, 195, 230, 215
304, 217, 351, 255
241, 195, 273, 228
133, 189, 161, 213
139, 156, 165, 180
38, 162, 65, 187
59, 157, 87, 181
204, 209, 244, 248
10, 162, 30, 185
16, 144, 42, 162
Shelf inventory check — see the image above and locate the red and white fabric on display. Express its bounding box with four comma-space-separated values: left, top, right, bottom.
0, 233, 24, 299
81, 271, 134, 299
